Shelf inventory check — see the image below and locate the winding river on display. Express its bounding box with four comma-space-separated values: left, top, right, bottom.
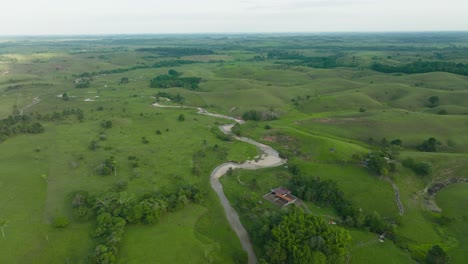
153, 103, 287, 264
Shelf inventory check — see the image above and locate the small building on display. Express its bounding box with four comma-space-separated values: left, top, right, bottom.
263, 187, 298, 207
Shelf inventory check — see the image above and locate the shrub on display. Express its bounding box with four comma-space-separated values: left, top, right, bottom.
53, 216, 70, 228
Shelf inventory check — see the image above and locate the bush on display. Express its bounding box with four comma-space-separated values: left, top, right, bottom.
402, 158, 432, 176
73, 206, 89, 221
100, 120, 113, 129
178, 114, 185, 121
52, 216, 70, 228
437, 109, 447, 115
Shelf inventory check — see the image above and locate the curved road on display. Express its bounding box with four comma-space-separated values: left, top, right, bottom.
153, 103, 286, 264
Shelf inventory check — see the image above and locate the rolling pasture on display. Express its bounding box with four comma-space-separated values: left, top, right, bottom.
0, 33, 467, 263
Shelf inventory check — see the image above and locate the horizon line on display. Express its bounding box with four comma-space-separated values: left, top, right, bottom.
1, 30, 468, 38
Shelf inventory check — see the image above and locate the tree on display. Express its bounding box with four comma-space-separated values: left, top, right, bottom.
419, 137, 438, 152
89, 140, 99, 151
368, 154, 390, 176
390, 139, 402, 146
101, 120, 113, 129
428, 96, 440, 107
168, 69, 181, 77
120, 77, 129, 84
62, 93, 69, 101
231, 123, 241, 136
426, 245, 448, 264
414, 162, 432, 176
178, 114, 185, 121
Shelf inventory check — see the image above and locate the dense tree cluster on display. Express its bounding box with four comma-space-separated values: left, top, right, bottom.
72, 185, 204, 263
267, 50, 343, 68
135, 47, 214, 57
0, 114, 44, 143
418, 137, 439, 152
264, 209, 351, 264
289, 175, 344, 208
241, 110, 278, 121
0, 108, 85, 143
150, 70, 201, 89
371, 61, 468, 76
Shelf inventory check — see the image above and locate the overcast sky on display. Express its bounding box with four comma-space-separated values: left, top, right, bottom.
1, 0, 467, 35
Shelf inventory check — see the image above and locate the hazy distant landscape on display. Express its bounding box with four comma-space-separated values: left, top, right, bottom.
0, 32, 467, 263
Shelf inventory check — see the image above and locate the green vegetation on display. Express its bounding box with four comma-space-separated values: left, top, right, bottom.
0, 33, 467, 263
150, 70, 201, 89
371, 61, 468, 76
0, 114, 44, 142
264, 209, 351, 264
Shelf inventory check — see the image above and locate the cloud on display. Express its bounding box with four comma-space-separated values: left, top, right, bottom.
241, 0, 369, 11
0, 0, 467, 34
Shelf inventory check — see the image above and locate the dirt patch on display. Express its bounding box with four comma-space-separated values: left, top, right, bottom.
315, 118, 333, 123
262, 136, 277, 142
313, 117, 359, 125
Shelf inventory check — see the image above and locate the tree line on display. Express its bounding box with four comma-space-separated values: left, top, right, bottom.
35, 108, 84, 122
135, 47, 214, 57
371, 61, 468, 76
287, 166, 395, 235
267, 50, 345, 68
0, 114, 44, 143
75, 60, 196, 80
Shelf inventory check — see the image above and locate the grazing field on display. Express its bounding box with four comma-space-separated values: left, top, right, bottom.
435, 183, 468, 264
0, 33, 467, 263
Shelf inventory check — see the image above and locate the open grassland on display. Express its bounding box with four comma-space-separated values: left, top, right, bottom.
298, 110, 468, 152
0, 33, 467, 263
436, 183, 468, 263
0, 93, 256, 262
349, 230, 413, 264
118, 204, 238, 264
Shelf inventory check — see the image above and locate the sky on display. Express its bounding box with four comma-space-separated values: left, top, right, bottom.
1, 0, 467, 35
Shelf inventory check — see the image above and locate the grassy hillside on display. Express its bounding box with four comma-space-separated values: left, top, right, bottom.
0, 33, 467, 263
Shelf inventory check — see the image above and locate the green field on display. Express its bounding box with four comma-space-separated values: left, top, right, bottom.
0, 33, 467, 263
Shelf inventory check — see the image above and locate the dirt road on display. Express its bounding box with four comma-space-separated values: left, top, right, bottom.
154, 103, 286, 264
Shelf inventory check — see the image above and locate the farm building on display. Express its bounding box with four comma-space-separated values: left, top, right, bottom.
263, 187, 298, 207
